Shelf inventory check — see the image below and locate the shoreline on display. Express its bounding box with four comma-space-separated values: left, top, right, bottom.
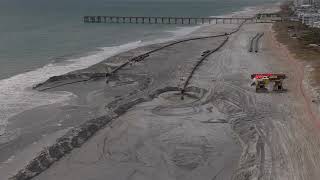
1, 23, 238, 179
4, 2, 320, 180
0, 2, 278, 137
0, 19, 204, 138
0, 3, 282, 180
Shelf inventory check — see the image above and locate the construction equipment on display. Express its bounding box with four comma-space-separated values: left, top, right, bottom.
250, 73, 287, 92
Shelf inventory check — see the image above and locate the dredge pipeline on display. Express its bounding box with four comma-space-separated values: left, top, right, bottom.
36, 20, 247, 92
180, 20, 246, 97
13, 21, 247, 180
110, 20, 246, 79
180, 37, 229, 99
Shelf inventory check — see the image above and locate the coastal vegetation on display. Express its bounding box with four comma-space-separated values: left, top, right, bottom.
274, 2, 320, 54
273, 1, 320, 91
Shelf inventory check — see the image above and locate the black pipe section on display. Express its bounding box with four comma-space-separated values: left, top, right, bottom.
249, 33, 260, 52
180, 20, 247, 97
254, 33, 264, 53
181, 36, 229, 99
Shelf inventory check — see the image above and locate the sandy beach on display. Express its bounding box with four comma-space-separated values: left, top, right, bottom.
3, 2, 320, 180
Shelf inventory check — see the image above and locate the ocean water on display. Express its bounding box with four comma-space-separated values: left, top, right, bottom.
0, 0, 278, 135
0, 0, 278, 79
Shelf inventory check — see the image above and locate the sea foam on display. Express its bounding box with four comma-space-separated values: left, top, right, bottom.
0, 41, 143, 136
0, 23, 203, 136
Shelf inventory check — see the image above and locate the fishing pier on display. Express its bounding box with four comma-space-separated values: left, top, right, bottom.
83, 14, 281, 25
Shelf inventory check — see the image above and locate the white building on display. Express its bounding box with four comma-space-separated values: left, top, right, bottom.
293, 0, 320, 28
294, 0, 310, 7
294, 0, 320, 8
313, 21, 320, 28
298, 12, 320, 26
315, 0, 320, 8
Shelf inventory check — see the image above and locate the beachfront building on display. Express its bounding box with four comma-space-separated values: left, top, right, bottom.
313, 0, 320, 8
294, 0, 320, 9
313, 21, 320, 28
294, 0, 312, 7
298, 12, 320, 26
293, 0, 320, 28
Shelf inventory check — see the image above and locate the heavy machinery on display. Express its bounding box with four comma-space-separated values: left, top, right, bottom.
250, 73, 287, 92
